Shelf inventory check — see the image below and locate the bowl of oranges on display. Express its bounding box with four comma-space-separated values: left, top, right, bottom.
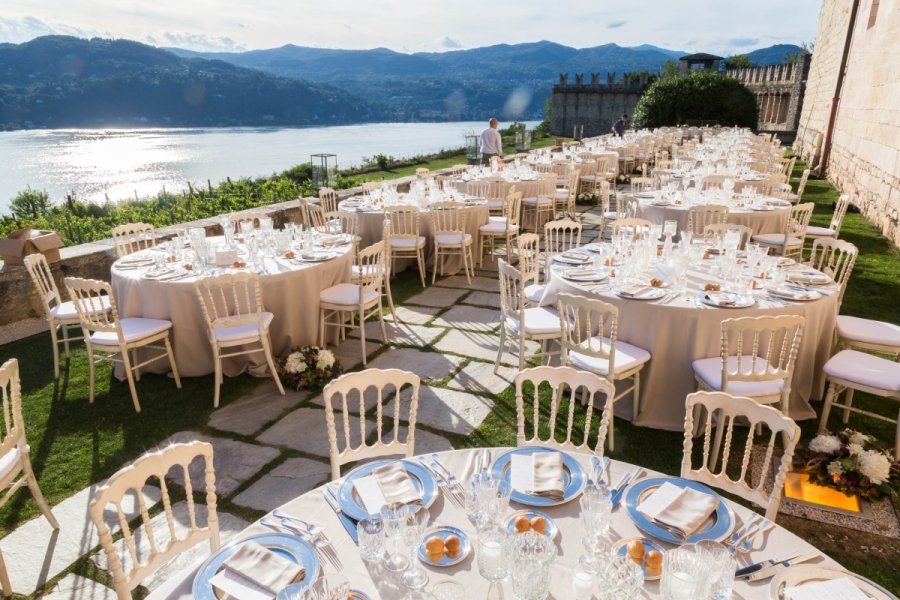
506, 509, 558, 541
418, 526, 470, 567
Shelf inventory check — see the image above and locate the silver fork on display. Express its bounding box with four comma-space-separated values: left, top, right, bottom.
260, 517, 341, 569
273, 509, 335, 550
431, 454, 466, 497
727, 514, 762, 554
418, 458, 464, 507
733, 518, 773, 555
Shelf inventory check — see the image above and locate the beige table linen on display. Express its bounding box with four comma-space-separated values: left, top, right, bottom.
110, 240, 352, 378
540, 262, 838, 431
632, 195, 789, 237
150, 448, 837, 600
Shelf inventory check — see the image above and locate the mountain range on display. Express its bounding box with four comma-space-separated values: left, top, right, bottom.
0, 36, 801, 130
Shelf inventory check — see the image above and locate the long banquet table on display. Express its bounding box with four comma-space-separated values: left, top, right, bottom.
150, 448, 836, 600
110, 238, 353, 378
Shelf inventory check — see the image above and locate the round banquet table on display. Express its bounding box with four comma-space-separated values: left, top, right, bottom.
539, 251, 839, 431
149, 448, 837, 600
343, 199, 489, 275
447, 176, 547, 200
630, 194, 790, 238
110, 238, 352, 378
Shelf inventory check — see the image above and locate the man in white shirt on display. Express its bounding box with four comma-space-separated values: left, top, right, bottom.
479, 118, 503, 165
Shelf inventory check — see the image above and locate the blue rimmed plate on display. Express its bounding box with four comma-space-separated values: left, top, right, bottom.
418, 525, 471, 567
490, 447, 586, 507
337, 459, 439, 521
625, 477, 734, 544
192, 533, 320, 599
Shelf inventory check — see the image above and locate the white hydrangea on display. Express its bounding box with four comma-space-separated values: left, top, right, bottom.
284, 352, 307, 374
808, 434, 841, 455
316, 349, 336, 370
858, 450, 891, 485
826, 461, 843, 476
848, 431, 871, 445
847, 443, 864, 456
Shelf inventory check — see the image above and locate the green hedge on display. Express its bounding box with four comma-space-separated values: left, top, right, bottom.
633, 71, 758, 129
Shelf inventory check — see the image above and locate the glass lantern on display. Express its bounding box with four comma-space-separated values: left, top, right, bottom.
515, 129, 532, 153
465, 134, 482, 165
311, 153, 338, 190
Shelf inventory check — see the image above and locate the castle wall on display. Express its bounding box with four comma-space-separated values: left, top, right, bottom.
549, 74, 645, 137
795, 0, 900, 246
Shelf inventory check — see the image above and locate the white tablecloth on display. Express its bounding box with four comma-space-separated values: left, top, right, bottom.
632, 196, 790, 237
150, 448, 837, 600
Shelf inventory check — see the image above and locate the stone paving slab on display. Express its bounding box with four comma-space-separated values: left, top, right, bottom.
366, 348, 462, 382
433, 329, 540, 367
395, 426, 454, 454
41, 574, 118, 600
208, 384, 309, 436
231, 457, 332, 512
330, 338, 382, 370
403, 286, 468, 308
431, 305, 499, 333
308, 384, 399, 413
461, 291, 501, 309
349, 321, 444, 347
257, 406, 375, 456
388, 385, 493, 436
447, 360, 516, 395
384, 305, 441, 325
164, 432, 280, 496
435, 275, 498, 292
3, 485, 162, 595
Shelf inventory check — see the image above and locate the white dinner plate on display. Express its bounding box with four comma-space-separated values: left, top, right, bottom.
698, 292, 756, 308
614, 287, 666, 300
770, 564, 897, 599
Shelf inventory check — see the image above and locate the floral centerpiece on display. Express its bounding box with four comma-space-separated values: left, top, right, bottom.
279, 346, 342, 391
802, 429, 899, 501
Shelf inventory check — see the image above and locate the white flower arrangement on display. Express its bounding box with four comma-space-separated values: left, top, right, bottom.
803, 428, 898, 500
278, 345, 341, 391
284, 352, 308, 374
316, 349, 336, 370
808, 434, 841, 454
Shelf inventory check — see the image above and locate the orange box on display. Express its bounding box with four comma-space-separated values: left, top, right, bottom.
0, 228, 64, 266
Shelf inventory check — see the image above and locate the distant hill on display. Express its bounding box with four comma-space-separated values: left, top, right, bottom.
0, 36, 379, 130
744, 44, 805, 66
628, 44, 687, 59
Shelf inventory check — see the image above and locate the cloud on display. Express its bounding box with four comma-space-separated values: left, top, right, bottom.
146, 31, 247, 52
607, 20, 627, 29
0, 16, 108, 42
728, 37, 759, 47
437, 35, 462, 49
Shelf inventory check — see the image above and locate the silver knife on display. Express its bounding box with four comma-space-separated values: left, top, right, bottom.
747, 552, 820, 581
481, 449, 491, 474
611, 468, 642, 508
735, 550, 803, 578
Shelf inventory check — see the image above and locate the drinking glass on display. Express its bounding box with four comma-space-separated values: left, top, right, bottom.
381, 503, 410, 572
580, 485, 612, 558
690, 540, 736, 600
595, 555, 643, 600
661, 548, 708, 600
259, 216, 274, 231
239, 219, 255, 236
680, 229, 693, 247
477, 526, 511, 600
509, 531, 557, 600
663, 220, 677, 240
357, 518, 384, 562
465, 474, 511, 532
431, 581, 465, 600
401, 506, 430, 590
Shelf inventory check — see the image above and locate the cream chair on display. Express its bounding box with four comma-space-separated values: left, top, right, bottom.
786, 168, 811, 204
467, 180, 503, 215
111, 223, 155, 258
553, 170, 580, 219
90, 441, 219, 600
806, 193, 851, 243
301, 201, 327, 231
319, 241, 387, 366
683, 391, 800, 519
518, 233, 544, 306
806, 238, 857, 307
521, 175, 556, 233
515, 366, 616, 456
479, 190, 521, 267
430, 202, 475, 284
629, 176, 654, 193
361, 221, 397, 321
544, 219, 582, 256
194, 272, 285, 409
318, 187, 338, 213
24, 253, 110, 378
496, 258, 561, 372
703, 223, 753, 250
556, 293, 651, 450
751, 202, 814, 259
818, 351, 900, 460
611, 218, 653, 240
834, 316, 900, 360
361, 181, 380, 194
323, 368, 420, 480
64, 277, 181, 413
385, 205, 427, 288
686, 205, 728, 236
691, 315, 805, 417
415, 167, 430, 177
700, 175, 727, 191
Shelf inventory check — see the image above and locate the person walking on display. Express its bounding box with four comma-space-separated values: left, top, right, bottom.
480, 117, 504, 165
612, 113, 628, 138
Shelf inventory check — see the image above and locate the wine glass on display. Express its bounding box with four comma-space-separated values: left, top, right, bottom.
400, 506, 430, 591
465, 474, 511, 532
381, 503, 410, 572
477, 526, 511, 600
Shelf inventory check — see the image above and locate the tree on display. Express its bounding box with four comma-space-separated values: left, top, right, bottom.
9, 188, 51, 220
724, 54, 755, 69
661, 60, 680, 80
632, 71, 758, 129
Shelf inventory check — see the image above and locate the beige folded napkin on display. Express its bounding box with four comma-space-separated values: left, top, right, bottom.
373, 461, 422, 506
638, 481, 719, 537
561, 250, 589, 260
707, 292, 738, 306
565, 268, 597, 278
319, 235, 347, 247
618, 284, 654, 298
788, 271, 831, 285
219, 541, 305, 596
510, 452, 565, 501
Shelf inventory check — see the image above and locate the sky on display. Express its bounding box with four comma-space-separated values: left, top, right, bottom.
0, 1, 821, 55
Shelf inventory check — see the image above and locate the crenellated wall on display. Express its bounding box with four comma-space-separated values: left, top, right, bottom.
549, 73, 649, 138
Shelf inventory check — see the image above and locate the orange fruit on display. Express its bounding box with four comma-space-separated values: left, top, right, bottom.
444, 535, 461, 557
529, 516, 547, 534
626, 539, 645, 564
514, 515, 531, 532
425, 537, 445, 555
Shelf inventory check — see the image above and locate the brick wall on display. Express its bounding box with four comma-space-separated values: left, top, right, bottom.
795, 0, 900, 246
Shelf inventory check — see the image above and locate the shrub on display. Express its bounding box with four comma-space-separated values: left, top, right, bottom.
632, 71, 758, 129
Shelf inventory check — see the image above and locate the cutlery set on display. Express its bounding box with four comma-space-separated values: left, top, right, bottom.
261, 510, 342, 569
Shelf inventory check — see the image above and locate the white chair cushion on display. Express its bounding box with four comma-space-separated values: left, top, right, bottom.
435, 233, 472, 246
391, 236, 425, 249
524, 283, 545, 303
505, 307, 561, 336
554, 191, 570, 199
751, 233, 802, 246
214, 312, 275, 343
824, 350, 900, 393
486, 199, 504, 208
604, 211, 618, 220
691, 356, 785, 397
568, 337, 651, 376
836, 315, 900, 349
522, 197, 553, 206
90, 317, 173, 347
805, 226, 836, 237
480, 222, 519, 234
320, 283, 379, 306
0, 447, 22, 481
580, 175, 597, 182
489, 215, 508, 224
51, 296, 111, 320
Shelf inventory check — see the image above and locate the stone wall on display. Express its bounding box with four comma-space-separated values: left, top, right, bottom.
795, 0, 900, 246
725, 55, 811, 144
550, 73, 648, 138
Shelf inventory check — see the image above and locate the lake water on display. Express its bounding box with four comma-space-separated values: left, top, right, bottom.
0, 121, 539, 213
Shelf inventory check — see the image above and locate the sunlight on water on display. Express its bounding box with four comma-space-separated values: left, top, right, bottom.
0, 121, 538, 212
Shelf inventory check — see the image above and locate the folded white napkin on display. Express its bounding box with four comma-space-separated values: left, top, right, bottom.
217, 541, 305, 597
637, 481, 719, 536
565, 268, 597, 278
353, 462, 422, 514
618, 284, 654, 298
510, 452, 565, 501
788, 271, 832, 285
707, 292, 738, 306
561, 250, 589, 260
653, 263, 675, 285
784, 577, 869, 600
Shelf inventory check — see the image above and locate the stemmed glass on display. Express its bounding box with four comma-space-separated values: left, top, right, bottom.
400, 506, 430, 592
477, 526, 511, 600
579, 485, 612, 568
465, 474, 511, 532
381, 503, 410, 572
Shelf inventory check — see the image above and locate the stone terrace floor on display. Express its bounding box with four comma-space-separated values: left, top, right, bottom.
10, 205, 607, 599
